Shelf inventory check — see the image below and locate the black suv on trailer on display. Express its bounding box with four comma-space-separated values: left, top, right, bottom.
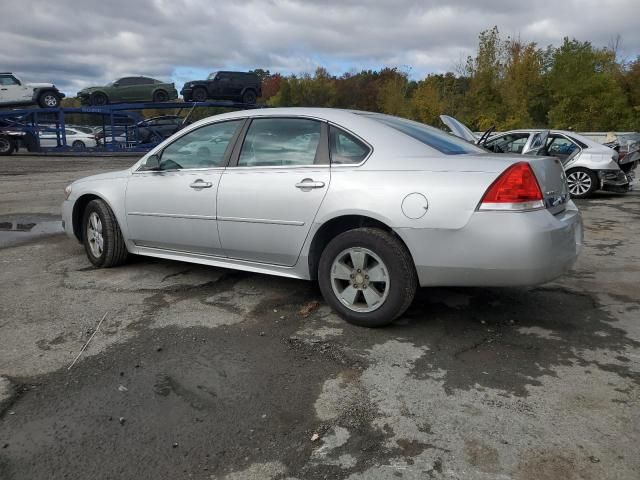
181, 71, 262, 104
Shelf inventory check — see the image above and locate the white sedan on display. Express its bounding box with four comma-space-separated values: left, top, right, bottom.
39, 127, 98, 149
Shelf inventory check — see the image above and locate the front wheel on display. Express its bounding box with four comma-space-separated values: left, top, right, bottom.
566, 167, 598, 199
90, 92, 108, 106
72, 140, 86, 149
82, 199, 129, 267
192, 87, 208, 102
318, 228, 417, 327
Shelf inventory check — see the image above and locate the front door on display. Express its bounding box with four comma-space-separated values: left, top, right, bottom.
125, 119, 244, 255
217, 117, 330, 266
0, 74, 32, 105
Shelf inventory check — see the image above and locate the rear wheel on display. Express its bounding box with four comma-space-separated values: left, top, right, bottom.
72, 140, 86, 149
90, 92, 108, 106
192, 87, 208, 102
153, 90, 169, 102
82, 199, 129, 268
566, 167, 598, 199
38, 91, 60, 108
0, 136, 15, 156
242, 89, 257, 104
318, 227, 417, 327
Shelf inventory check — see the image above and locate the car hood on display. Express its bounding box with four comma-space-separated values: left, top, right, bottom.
78, 86, 104, 94
27, 82, 55, 88
73, 169, 130, 185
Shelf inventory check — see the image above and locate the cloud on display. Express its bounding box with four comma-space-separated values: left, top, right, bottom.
1, 0, 638, 94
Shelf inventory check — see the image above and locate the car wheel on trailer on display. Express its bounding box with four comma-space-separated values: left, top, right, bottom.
72, 140, 86, 149
90, 92, 108, 106
153, 90, 169, 102
242, 90, 257, 104
0, 136, 15, 156
317, 227, 417, 327
566, 167, 598, 199
82, 199, 129, 268
192, 87, 208, 102
38, 91, 61, 108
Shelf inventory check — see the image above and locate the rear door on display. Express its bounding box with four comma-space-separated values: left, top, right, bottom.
217, 117, 330, 266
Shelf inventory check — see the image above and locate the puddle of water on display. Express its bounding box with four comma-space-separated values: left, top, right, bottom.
0, 215, 63, 247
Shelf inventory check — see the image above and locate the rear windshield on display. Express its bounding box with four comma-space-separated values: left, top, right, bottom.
361, 113, 484, 155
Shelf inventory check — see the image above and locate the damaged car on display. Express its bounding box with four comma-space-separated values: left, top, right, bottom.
441, 116, 633, 199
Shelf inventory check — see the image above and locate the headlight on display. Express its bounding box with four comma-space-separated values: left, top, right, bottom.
64, 185, 72, 199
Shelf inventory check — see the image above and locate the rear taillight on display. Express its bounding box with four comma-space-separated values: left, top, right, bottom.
479, 162, 544, 211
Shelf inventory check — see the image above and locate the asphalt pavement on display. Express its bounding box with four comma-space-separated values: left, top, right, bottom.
0, 155, 638, 479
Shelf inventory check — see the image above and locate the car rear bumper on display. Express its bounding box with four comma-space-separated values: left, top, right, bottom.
598, 169, 631, 193
396, 202, 583, 287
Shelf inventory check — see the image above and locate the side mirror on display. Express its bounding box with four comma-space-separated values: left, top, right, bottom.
113, 82, 120, 87
142, 154, 160, 170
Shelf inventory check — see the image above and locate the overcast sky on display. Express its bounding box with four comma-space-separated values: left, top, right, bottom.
1, 0, 639, 94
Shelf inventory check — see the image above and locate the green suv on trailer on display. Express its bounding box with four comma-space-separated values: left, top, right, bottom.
77, 77, 178, 106
181, 71, 262, 104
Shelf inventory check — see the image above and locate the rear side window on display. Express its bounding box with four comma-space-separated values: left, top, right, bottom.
363, 113, 484, 155
330, 126, 370, 164
238, 118, 321, 167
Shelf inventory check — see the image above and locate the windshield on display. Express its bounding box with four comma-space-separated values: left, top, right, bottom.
362, 113, 485, 155
207, 72, 218, 80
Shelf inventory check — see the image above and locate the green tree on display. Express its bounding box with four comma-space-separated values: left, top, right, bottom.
546, 38, 630, 130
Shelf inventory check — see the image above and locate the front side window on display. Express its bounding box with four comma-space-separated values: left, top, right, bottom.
155, 120, 242, 170
330, 126, 370, 164
238, 118, 322, 167
361, 113, 484, 155
0, 75, 20, 86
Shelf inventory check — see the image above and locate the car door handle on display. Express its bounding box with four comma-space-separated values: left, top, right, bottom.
190, 180, 213, 189
295, 179, 325, 189
0, 88, 7, 91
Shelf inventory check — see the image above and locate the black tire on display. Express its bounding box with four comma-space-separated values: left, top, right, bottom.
82, 199, 129, 268
566, 167, 598, 199
72, 140, 86, 149
318, 227, 417, 327
153, 90, 169, 102
0, 136, 15, 156
192, 87, 208, 102
241, 89, 257, 104
38, 91, 61, 108
90, 92, 108, 106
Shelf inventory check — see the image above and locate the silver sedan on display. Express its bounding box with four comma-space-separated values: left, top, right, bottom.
62, 108, 583, 327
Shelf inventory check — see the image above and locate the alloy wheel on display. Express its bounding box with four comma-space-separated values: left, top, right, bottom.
330, 247, 390, 313
87, 212, 104, 258
567, 171, 592, 196
42, 94, 58, 107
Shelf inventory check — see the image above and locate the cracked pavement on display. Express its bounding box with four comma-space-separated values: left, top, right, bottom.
0, 155, 639, 479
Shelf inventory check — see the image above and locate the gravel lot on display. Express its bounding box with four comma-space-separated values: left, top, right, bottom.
1, 155, 639, 479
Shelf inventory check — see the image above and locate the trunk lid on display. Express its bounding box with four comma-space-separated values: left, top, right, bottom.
527, 155, 570, 214
440, 115, 478, 143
